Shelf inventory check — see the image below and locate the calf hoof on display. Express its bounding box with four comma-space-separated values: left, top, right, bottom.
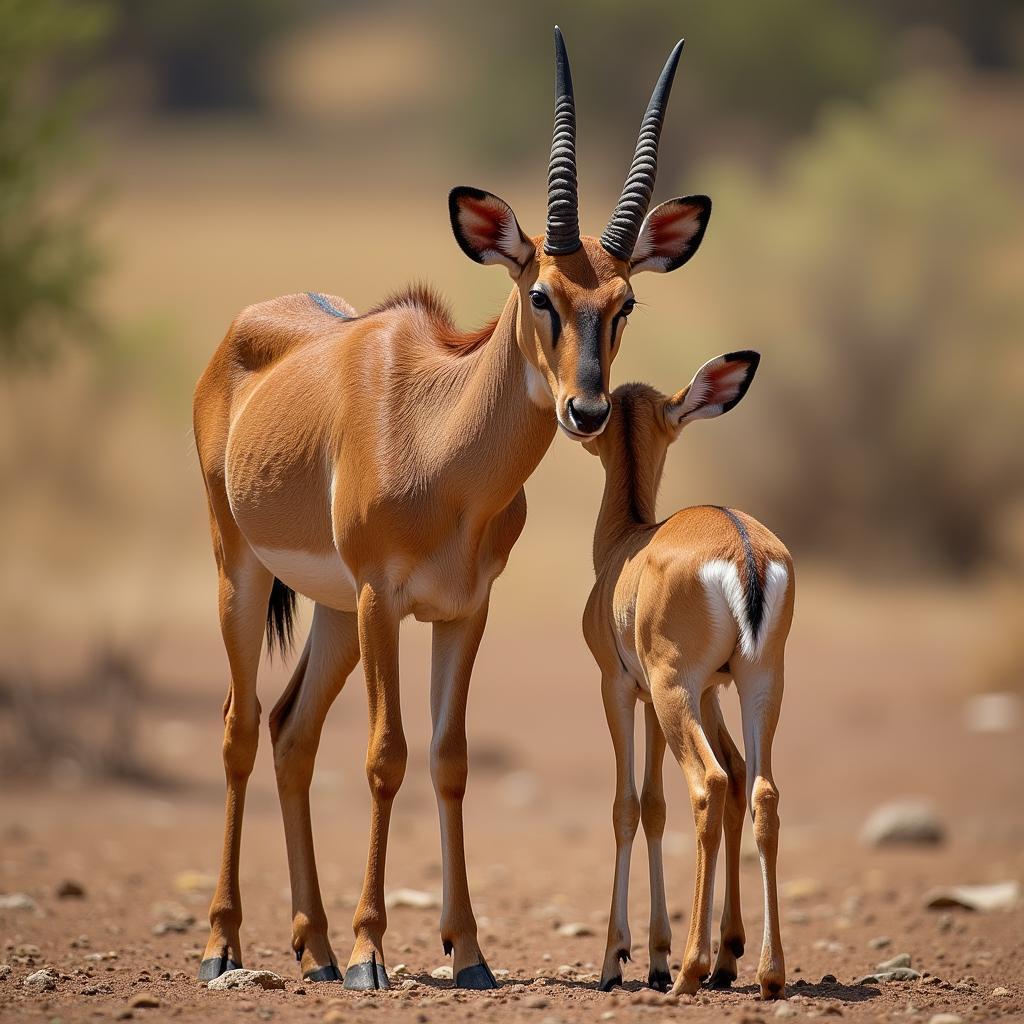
197, 955, 241, 981
707, 966, 737, 989
648, 968, 672, 992
599, 974, 622, 992
344, 955, 390, 990
759, 975, 785, 1000
456, 959, 499, 989
304, 964, 343, 983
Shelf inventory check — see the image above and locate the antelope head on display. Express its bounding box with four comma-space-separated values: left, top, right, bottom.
449, 27, 712, 441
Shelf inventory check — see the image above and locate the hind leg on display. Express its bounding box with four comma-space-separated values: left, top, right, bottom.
649, 669, 727, 997
702, 688, 747, 989
200, 524, 273, 980
270, 604, 360, 981
734, 657, 785, 999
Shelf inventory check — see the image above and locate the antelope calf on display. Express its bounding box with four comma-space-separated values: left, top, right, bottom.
582, 352, 793, 1000
192, 29, 714, 991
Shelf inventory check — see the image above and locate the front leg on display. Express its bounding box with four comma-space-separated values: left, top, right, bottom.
346, 583, 407, 990
430, 600, 498, 989
599, 673, 638, 992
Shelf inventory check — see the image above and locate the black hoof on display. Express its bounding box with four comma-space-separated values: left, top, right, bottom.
198, 955, 241, 981
304, 964, 344, 983
455, 959, 499, 990
648, 968, 672, 992
706, 967, 737, 990
343, 956, 390, 991
599, 974, 622, 992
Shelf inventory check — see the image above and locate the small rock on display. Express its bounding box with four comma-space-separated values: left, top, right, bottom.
293, 985, 305, 995
24, 967, 59, 991
430, 965, 452, 980
0, 893, 37, 912
867, 936, 891, 950
927, 1015, 963, 1024
129, 992, 160, 1009
207, 969, 286, 991
0, 963, 11, 979
876, 953, 912, 971
556, 922, 594, 937
992, 986, 1011, 997
820, 974, 838, 985
56, 879, 86, 899
391, 963, 409, 975
385, 888, 440, 910
775, 1004, 798, 1018
860, 800, 944, 846
858, 968, 922, 984
525, 995, 550, 1008
323, 1012, 345, 1024
493, 968, 510, 978
923, 881, 1019, 912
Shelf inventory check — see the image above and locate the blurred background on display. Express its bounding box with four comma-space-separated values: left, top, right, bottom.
1, 0, 1022, 969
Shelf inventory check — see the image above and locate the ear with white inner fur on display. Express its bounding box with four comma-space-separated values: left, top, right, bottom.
664, 350, 760, 435
448, 186, 536, 277
630, 196, 711, 274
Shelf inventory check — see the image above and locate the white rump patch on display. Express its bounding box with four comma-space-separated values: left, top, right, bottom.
699, 559, 789, 661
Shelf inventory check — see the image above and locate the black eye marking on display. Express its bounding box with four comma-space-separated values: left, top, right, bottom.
529, 289, 561, 345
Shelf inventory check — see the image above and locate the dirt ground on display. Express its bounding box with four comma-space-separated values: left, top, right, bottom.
2, 577, 1022, 1023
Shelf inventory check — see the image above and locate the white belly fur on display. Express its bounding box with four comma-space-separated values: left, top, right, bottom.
252, 545, 358, 611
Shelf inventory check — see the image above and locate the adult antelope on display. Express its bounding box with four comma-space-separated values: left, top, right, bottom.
581, 354, 793, 999
193, 28, 712, 990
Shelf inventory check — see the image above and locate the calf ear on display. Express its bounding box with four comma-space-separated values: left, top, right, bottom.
630, 196, 711, 274
449, 187, 535, 276
664, 350, 760, 435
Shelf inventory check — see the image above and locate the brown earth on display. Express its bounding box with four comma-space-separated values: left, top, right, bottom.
2, 576, 1023, 1023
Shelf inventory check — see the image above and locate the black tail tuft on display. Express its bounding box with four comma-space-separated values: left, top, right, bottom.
266, 577, 298, 659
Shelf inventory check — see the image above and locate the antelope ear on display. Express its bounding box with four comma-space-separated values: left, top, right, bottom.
630, 196, 711, 274
449, 187, 535, 276
664, 350, 759, 436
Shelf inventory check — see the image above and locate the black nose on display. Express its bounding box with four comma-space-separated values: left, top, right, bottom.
566, 395, 611, 435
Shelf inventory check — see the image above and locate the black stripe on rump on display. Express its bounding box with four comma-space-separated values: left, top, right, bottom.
715, 506, 765, 640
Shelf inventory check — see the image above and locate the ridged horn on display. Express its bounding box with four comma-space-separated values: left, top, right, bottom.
544, 26, 581, 256
600, 40, 684, 262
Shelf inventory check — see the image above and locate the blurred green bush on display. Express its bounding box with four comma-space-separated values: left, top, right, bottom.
702, 75, 1024, 573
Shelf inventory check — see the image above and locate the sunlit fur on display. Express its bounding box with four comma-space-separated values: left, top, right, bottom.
582, 377, 793, 999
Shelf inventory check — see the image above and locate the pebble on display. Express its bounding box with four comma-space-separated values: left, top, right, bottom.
876, 953, 912, 971
858, 968, 922, 984
392, 963, 409, 975
928, 1015, 963, 1024
385, 888, 440, 910
0, 963, 11, 979
430, 965, 452, 980
207, 969, 287, 991
992, 986, 1011, 997
0, 893, 37, 912
24, 967, 59, 991
556, 922, 594, 937
525, 995, 550, 1008
56, 879, 86, 899
860, 800, 945, 846
775, 1004, 798, 1018
923, 881, 1019, 912
867, 936, 891, 950
129, 992, 160, 1009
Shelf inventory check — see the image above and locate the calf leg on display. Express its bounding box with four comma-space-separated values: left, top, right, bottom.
641, 703, 672, 991
599, 673, 638, 992
702, 688, 747, 989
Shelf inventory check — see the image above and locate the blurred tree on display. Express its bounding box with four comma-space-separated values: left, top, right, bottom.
0, 0, 109, 365
109, 0, 324, 111
704, 75, 1024, 574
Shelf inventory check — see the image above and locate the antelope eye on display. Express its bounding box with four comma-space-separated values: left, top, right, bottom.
620, 297, 636, 316
529, 290, 551, 310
